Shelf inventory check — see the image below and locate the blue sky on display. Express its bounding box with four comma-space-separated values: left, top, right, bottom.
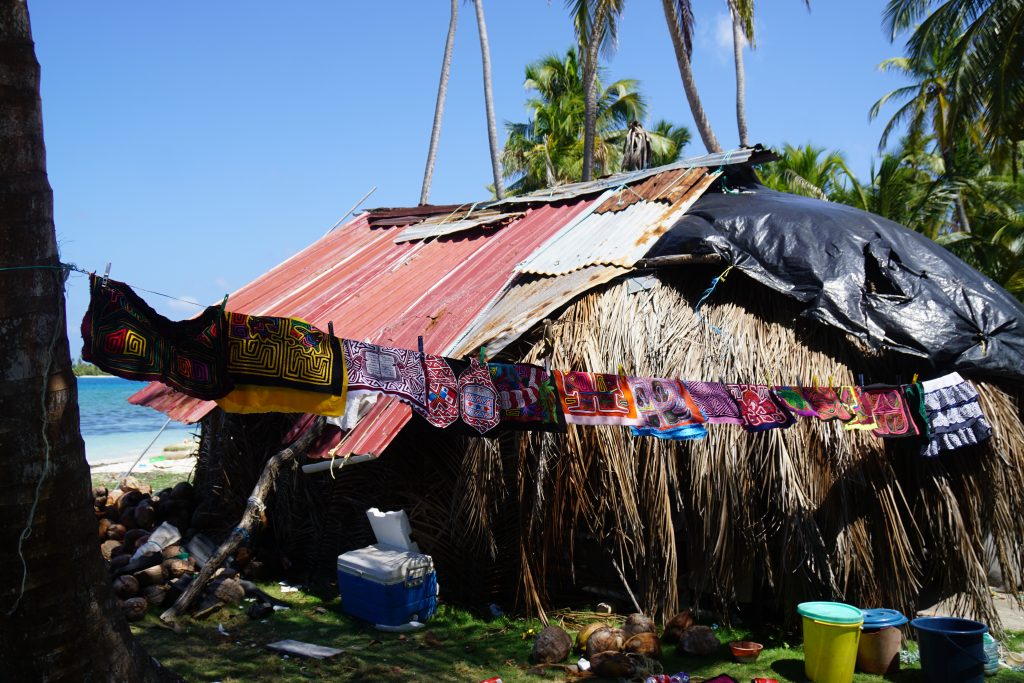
29, 2, 907, 350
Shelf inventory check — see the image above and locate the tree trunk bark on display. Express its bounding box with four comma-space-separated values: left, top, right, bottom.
419, 0, 458, 206
472, 0, 504, 199
160, 418, 323, 623
581, 3, 608, 182
661, 0, 722, 154
0, 2, 174, 680
730, 1, 749, 148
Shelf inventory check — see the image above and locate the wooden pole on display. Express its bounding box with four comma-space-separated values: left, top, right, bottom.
160, 417, 324, 623
634, 253, 724, 269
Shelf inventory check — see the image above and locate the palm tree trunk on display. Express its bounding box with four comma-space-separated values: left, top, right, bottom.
472, 0, 504, 199
729, 1, 749, 147
419, 0, 458, 205
661, 0, 722, 154
0, 2, 172, 680
581, 3, 609, 182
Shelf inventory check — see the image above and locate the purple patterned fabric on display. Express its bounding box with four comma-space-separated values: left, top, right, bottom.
684, 380, 742, 425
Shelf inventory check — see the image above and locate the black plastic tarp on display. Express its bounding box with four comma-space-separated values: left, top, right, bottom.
651, 182, 1024, 384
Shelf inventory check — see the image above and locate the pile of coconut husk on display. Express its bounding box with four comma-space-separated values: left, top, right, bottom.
528, 609, 722, 678
93, 476, 283, 621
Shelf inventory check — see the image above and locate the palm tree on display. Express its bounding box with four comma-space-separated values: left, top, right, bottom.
883, 0, 1024, 166
728, 0, 810, 148
419, 0, 459, 205
661, 0, 722, 154
0, 2, 168, 679
757, 143, 856, 199
870, 41, 975, 231
472, 0, 505, 199
567, 0, 626, 181
502, 49, 688, 193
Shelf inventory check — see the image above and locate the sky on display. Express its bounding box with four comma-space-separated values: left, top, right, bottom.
28, 2, 909, 351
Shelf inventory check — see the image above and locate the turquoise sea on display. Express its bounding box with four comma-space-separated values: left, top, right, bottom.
78, 376, 196, 463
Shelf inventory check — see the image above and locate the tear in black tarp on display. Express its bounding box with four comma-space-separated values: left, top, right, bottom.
651, 182, 1024, 384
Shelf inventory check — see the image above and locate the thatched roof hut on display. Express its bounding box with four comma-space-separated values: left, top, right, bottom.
133, 148, 1024, 630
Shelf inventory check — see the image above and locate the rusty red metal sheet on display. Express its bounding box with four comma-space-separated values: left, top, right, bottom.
129, 201, 592, 460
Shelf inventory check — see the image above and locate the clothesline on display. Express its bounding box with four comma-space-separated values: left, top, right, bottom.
81, 274, 994, 459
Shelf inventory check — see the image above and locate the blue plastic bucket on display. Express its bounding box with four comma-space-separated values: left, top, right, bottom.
911, 617, 988, 683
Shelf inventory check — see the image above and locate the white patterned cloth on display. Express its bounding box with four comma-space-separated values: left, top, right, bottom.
920, 372, 992, 457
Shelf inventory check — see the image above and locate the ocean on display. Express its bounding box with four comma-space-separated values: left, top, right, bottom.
78, 376, 196, 464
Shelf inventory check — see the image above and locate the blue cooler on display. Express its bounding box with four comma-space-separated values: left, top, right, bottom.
336, 508, 438, 627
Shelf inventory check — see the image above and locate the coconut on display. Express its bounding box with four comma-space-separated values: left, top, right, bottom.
663, 610, 696, 644
112, 575, 140, 599
142, 584, 169, 608
117, 509, 138, 531
624, 631, 662, 659
122, 528, 147, 547
575, 622, 609, 653
530, 625, 572, 664
213, 577, 246, 605
98, 518, 113, 540
134, 500, 156, 529
163, 558, 192, 578
122, 597, 148, 621
100, 540, 121, 561
589, 651, 636, 678
586, 627, 625, 659
109, 554, 131, 572
117, 490, 143, 513
132, 534, 152, 551
93, 486, 109, 500
110, 543, 132, 559
105, 489, 123, 508
135, 564, 167, 587
171, 481, 194, 500
161, 544, 184, 560
678, 625, 720, 656
119, 476, 151, 496
622, 613, 656, 640
105, 523, 127, 542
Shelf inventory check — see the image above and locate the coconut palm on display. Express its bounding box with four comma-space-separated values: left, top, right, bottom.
884, 0, 1024, 164
0, 2, 168, 679
419, 0, 459, 205
756, 143, 856, 200
661, 0, 722, 154
472, 0, 504, 199
501, 49, 689, 193
567, 0, 626, 181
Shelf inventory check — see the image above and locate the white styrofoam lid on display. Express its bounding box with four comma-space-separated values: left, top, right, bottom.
337, 544, 433, 585
365, 507, 420, 552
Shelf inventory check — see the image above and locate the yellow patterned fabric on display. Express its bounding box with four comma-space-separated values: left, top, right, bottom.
216, 385, 347, 416
216, 312, 347, 415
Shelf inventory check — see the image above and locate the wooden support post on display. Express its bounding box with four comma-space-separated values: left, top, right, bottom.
633, 253, 724, 269
160, 417, 324, 623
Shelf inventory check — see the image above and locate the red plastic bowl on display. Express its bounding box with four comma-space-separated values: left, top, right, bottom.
729, 640, 764, 663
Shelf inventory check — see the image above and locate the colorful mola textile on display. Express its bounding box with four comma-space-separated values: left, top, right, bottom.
800, 386, 853, 422
488, 362, 563, 431
411, 354, 460, 428
458, 358, 500, 434
726, 383, 795, 431
920, 372, 992, 457
839, 386, 877, 431
343, 339, 426, 411
553, 371, 642, 426
218, 312, 346, 415
82, 275, 232, 400
627, 377, 707, 440
773, 386, 818, 417
684, 380, 743, 425
862, 385, 920, 438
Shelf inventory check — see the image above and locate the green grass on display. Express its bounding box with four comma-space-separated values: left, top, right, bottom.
131, 590, 1024, 682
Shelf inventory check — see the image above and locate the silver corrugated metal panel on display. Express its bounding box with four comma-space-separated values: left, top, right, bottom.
394, 211, 525, 243
514, 170, 718, 276
449, 265, 629, 358
488, 146, 770, 207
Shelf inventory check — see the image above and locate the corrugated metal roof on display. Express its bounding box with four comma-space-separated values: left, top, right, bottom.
449, 265, 630, 359
393, 210, 525, 244
487, 146, 772, 208
130, 200, 592, 457
514, 168, 717, 276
